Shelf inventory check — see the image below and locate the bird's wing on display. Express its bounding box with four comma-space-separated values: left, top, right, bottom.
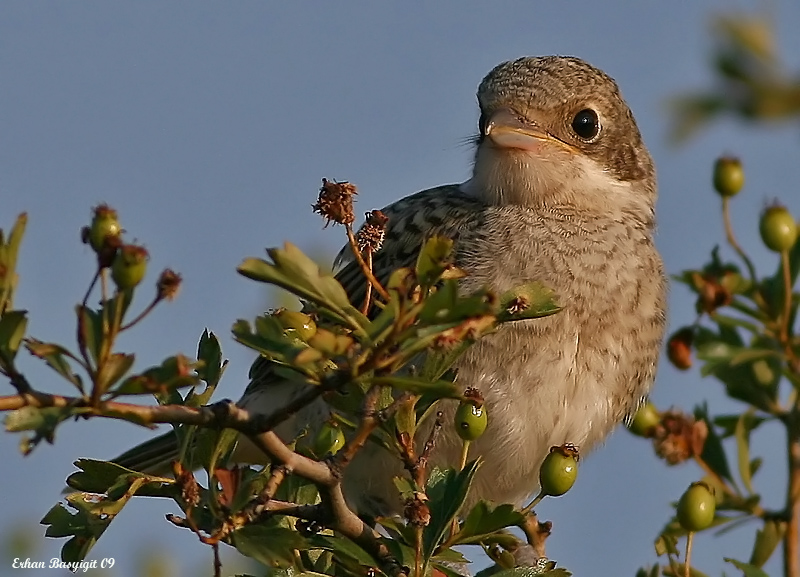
334, 184, 484, 305
245, 184, 484, 392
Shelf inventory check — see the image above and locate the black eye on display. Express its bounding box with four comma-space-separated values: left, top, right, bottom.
571, 108, 600, 140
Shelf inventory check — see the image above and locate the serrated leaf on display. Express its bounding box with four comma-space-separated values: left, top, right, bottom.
24, 339, 84, 392
196, 329, 224, 389
416, 236, 453, 287
5, 405, 75, 454
112, 354, 199, 396
307, 533, 377, 567
496, 282, 561, 322
694, 404, 735, 484
76, 305, 103, 365
96, 352, 135, 394
372, 376, 461, 398
0, 213, 27, 311
724, 558, 770, 577
231, 523, 306, 568
749, 519, 784, 567
237, 243, 368, 335
0, 309, 27, 361
423, 461, 480, 559
42, 477, 148, 563
454, 501, 525, 545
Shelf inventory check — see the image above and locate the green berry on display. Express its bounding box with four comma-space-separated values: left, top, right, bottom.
539, 445, 579, 497
759, 206, 797, 252
713, 156, 744, 197
111, 245, 148, 289
454, 400, 488, 441
628, 401, 660, 437
313, 421, 345, 457
677, 482, 716, 531
275, 310, 317, 341
88, 204, 122, 252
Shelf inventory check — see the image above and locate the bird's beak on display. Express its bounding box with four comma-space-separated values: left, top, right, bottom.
484, 108, 571, 153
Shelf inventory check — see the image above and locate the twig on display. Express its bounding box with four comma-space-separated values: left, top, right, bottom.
361, 251, 374, 315
518, 512, 551, 559
120, 293, 161, 331
684, 531, 694, 577
345, 224, 390, 302
785, 420, 800, 577
722, 197, 757, 283
212, 542, 221, 577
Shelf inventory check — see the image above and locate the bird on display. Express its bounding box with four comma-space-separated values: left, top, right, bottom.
114, 55, 667, 520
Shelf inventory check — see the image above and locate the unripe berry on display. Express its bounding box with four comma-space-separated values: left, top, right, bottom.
539, 444, 579, 497
111, 245, 149, 289
759, 206, 797, 253
454, 400, 488, 441
628, 401, 660, 437
712, 156, 744, 197
87, 204, 122, 253
677, 482, 716, 531
313, 421, 345, 457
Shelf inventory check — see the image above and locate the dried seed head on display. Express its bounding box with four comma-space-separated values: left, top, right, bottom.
506, 295, 530, 315
652, 409, 708, 465
312, 178, 357, 227
356, 210, 389, 253
404, 495, 431, 527
157, 269, 183, 301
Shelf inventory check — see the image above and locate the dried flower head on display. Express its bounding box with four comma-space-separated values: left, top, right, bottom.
156, 268, 183, 301
404, 495, 431, 527
506, 295, 530, 315
652, 409, 708, 465
313, 178, 357, 227
356, 210, 389, 253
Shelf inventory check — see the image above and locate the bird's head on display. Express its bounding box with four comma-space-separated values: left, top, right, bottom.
465, 56, 656, 225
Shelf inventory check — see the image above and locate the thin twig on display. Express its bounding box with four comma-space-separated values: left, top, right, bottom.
684, 531, 694, 577
361, 251, 374, 315
120, 293, 161, 331
722, 197, 757, 283
346, 224, 390, 302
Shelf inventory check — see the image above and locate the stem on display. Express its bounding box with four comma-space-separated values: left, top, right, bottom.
722, 197, 757, 283
684, 531, 694, 577
345, 225, 390, 302
520, 492, 545, 516
459, 439, 470, 471
361, 251, 374, 315
120, 294, 160, 331
785, 419, 800, 577
414, 525, 422, 577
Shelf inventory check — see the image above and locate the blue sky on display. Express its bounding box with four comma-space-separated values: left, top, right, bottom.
2, 2, 800, 576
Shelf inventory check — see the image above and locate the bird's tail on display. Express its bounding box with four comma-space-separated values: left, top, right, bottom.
112, 431, 181, 476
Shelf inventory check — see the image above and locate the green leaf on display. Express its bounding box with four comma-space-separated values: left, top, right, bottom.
734, 410, 755, 493
454, 501, 524, 545
724, 558, 770, 577
230, 523, 306, 568
76, 305, 103, 365
372, 376, 462, 398
196, 329, 224, 389
112, 354, 199, 396
5, 405, 75, 454
0, 213, 27, 311
423, 460, 480, 559
237, 243, 368, 336
496, 282, 561, 322
694, 404, 735, 484
41, 477, 148, 563
749, 519, 784, 567
487, 568, 572, 577
0, 309, 27, 362
96, 352, 135, 394
308, 533, 377, 567
416, 236, 454, 287
24, 339, 84, 392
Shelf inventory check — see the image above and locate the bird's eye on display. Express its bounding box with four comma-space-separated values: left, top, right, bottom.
571, 108, 600, 140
